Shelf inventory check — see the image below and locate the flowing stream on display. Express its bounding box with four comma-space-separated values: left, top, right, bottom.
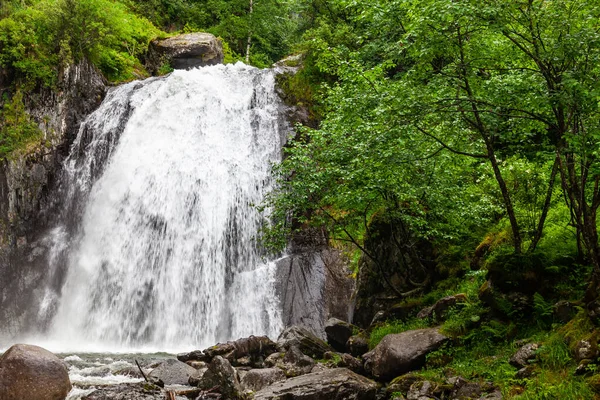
33, 63, 286, 353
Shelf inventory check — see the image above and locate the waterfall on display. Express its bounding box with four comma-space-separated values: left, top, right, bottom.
38, 63, 286, 352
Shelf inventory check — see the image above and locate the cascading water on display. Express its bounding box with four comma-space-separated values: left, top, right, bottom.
36, 63, 286, 352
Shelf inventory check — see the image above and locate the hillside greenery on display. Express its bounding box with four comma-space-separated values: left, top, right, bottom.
264, 0, 600, 398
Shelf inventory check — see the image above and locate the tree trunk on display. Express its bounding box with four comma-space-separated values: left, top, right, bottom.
245, 0, 253, 64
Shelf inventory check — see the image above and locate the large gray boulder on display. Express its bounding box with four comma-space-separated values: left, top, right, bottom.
148, 32, 223, 73
277, 325, 333, 358
363, 329, 448, 380
147, 358, 199, 385
197, 356, 243, 399
0, 344, 71, 400
253, 368, 378, 400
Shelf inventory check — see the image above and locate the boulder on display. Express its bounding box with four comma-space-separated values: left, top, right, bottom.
363, 329, 448, 380
276, 346, 316, 377
509, 343, 540, 368
264, 352, 284, 367
322, 351, 363, 374
346, 335, 370, 357
147, 358, 200, 385
83, 383, 164, 400
325, 318, 356, 352
386, 374, 424, 395
240, 368, 286, 393
253, 368, 378, 400
179, 335, 278, 368
574, 339, 598, 362
0, 344, 71, 400
277, 326, 333, 358
416, 294, 467, 321
148, 32, 223, 73
406, 380, 436, 400
177, 350, 209, 363
197, 356, 243, 399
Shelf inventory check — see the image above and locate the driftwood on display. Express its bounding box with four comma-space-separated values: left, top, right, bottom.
135, 360, 149, 382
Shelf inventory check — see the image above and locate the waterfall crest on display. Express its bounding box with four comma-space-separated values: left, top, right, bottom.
41, 63, 285, 352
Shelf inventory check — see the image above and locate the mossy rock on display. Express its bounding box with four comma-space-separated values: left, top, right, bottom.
387, 373, 424, 394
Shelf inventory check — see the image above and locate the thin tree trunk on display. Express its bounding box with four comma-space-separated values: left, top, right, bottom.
529, 156, 559, 252
245, 0, 253, 64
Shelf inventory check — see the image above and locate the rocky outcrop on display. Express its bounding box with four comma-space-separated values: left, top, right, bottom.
253, 368, 378, 400
0, 59, 106, 336
363, 328, 448, 380
275, 245, 355, 339
0, 344, 71, 400
353, 214, 437, 327
147, 32, 223, 73
147, 358, 200, 385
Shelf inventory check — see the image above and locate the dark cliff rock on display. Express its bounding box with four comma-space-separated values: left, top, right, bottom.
0, 59, 106, 337
275, 242, 355, 339
353, 214, 438, 328
146, 32, 224, 74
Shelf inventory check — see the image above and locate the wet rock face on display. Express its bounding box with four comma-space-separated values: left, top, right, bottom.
147, 32, 224, 72
0, 344, 72, 400
253, 368, 378, 400
275, 249, 355, 340
0, 59, 106, 336
363, 328, 448, 380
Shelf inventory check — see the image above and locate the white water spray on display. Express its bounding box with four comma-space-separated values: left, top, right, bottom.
43, 63, 285, 352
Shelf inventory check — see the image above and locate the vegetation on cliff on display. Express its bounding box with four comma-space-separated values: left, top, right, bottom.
266, 0, 600, 398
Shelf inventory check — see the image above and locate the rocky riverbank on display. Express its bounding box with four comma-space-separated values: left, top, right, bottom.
0, 318, 516, 400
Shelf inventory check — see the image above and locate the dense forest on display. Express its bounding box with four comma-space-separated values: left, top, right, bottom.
2, 0, 600, 398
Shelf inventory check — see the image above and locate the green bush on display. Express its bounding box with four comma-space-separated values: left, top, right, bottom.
0, 90, 42, 159
0, 0, 158, 86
